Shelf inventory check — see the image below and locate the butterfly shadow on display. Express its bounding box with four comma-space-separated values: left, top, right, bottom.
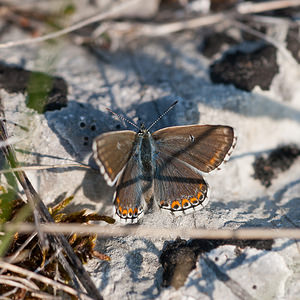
94, 237, 163, 298
45, 101, 121, 161
125, 239, 163, 299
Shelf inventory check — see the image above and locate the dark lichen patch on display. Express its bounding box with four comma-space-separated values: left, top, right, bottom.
200, 32, 238, 58
160, 239, 196, 289
253, 144, 300, 187
286, 27, 300, 64
160, 238, 273, 289
210, 45, 279, 91
0, 62, 68, 113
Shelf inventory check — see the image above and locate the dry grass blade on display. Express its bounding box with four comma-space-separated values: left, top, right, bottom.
0, 232, 36, 272
0, 261, 94, 300
0, 274, 39, 290
0, 0, 142, 48
0, 0, 299, 48
0, 109, 103, 299
231, 19, 296, 63
237, 0, 300, 14
2, 223, 300, 240
0, 163, 92, 174
116, 0, 300, 37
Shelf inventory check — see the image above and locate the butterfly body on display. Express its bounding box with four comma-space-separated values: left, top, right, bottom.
93, 123, 235, 223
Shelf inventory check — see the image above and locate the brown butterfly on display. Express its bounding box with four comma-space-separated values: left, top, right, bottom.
93, 101, 236, 223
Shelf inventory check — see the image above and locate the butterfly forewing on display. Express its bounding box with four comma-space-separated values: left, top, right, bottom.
93, 130, 136, 185
154, 152, 209, 214
152, 125, 234, 173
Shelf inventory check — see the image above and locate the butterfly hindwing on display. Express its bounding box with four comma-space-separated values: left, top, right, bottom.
93, 130, 136, 185
153, 152, 209, 215
152, 125, 234, 173
113, 154, 146, 223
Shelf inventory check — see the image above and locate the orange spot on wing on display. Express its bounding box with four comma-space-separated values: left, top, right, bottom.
190, 197, 198, 204
128, 208, 133, 215
181, 198, 189, 207
209, 156, 217, 165
171, 200, 180, 209
199, 183, 206, 192
133, 208, 138, 215
107, 167, 113, 174
197, 192, 202, 199
116, 197, 120, 204
122, 209, 127, 216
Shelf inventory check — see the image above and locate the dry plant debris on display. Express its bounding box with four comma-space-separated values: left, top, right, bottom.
0, 193, 114, 298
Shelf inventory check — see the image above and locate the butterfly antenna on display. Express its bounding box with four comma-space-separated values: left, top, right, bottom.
147, 100, 178, 131
106, 108, 139, 130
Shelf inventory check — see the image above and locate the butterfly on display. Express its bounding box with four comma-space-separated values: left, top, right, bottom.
93, 101, 235, 223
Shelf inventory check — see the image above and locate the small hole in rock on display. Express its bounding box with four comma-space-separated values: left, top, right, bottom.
79, 122, 86, 128
214, 257, 219, 262
84, 136, 89, 141
116, 124, 121, 129
252, 285, 257, 290
83, 141, 88, 146
90, 124, 96, 131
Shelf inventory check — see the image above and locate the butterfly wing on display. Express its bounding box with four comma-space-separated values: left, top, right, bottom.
113, 154, 148, 223
152, 125, 235, 173
153, 152, 209, 215
93, 130, 136, 185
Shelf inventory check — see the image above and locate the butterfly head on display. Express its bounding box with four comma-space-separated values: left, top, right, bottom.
137, 123, 151, 137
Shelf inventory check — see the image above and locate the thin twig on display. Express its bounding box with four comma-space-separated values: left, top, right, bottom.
0, 274, 39, 290
114, 0, 300, 37
0, 278, 33, 292
0, 109, 103, 299
0, 163, 92, 174
231, 19, 296, 64
2, 223, 300, 240
0, 109, 49, 252
0, 0, 142, 48
237, 0, 300, 14
0, 262, 94, 300
0, 0, 299, 48
0, 232, 37, 275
